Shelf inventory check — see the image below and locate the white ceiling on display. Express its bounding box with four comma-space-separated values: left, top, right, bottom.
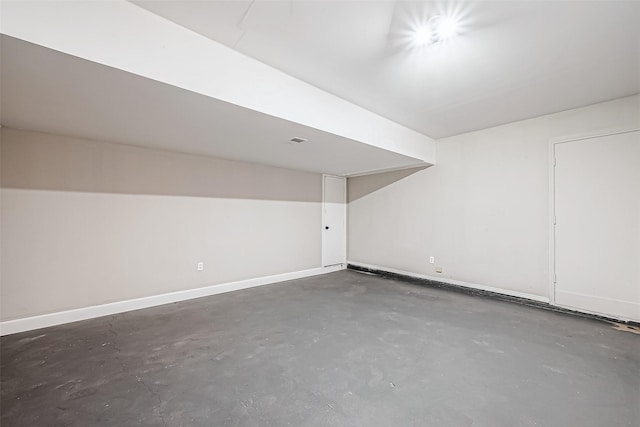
133, 0, 640, 138
0, 35, 425, 176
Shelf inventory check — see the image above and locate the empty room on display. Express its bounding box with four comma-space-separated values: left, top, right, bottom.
1, 1, 639, 426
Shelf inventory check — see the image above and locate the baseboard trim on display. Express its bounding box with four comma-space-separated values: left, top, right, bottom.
0, 265, 345, 336
555, 290, 640, 323
349, 261, 548, 302
348, 262, 640, 326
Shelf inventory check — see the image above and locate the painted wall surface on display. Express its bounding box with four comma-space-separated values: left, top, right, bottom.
348, 95, 640, 299
0, 128, 322, 320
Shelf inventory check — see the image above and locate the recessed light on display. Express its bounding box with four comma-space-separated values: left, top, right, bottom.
290, 137, 307, 143
413, 26, 433, 47
433, 16, 459, 41
412, 15, 460, 47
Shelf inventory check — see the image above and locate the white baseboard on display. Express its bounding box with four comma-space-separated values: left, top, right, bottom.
348, 261, 549, 303
555, 290, 640, 323
0, 265, 345, 336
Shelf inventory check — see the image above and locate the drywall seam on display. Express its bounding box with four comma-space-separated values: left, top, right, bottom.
0, 265, 344, 336
345, 162, 429, 178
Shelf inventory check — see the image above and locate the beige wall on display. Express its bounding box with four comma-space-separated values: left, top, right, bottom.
1, 128, 322, 320
348, 95, 640, 299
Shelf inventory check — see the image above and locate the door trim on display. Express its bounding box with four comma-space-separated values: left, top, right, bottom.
322, 174, 347, 267
548, 126, 640, 308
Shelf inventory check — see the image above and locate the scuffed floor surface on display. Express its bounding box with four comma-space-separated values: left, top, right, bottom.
1, 270, 639, 426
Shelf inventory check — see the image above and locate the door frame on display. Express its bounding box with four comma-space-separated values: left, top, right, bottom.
321, 174, 347, 267
548, 125, 640, 307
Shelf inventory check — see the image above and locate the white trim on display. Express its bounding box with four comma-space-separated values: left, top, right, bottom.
548, 127, 639, 315
555, 290, 640, 323
348, 262, 549, 303
549, 126, 640, 145
548, 135, 557, 304
0, 265, 344, 336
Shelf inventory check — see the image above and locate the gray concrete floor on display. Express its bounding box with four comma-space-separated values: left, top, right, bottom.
1, 270, 639, 426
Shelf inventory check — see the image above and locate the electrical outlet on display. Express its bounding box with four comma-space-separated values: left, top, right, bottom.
197, 262, 204, 271
429, 256, 435, 264
435, 266, 443, 273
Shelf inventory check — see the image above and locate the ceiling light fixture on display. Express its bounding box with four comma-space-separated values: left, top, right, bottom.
434, 16, 459, 40
290, 137, 307, 143
413, 26, 433, 47
412, 15, 460, 47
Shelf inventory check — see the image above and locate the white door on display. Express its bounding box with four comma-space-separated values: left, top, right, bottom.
553, 130, 640, 321
322, 175, 346, 267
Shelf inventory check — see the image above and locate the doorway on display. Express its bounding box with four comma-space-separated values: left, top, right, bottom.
322, 175, 346, 267
551, 128, 639, 321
